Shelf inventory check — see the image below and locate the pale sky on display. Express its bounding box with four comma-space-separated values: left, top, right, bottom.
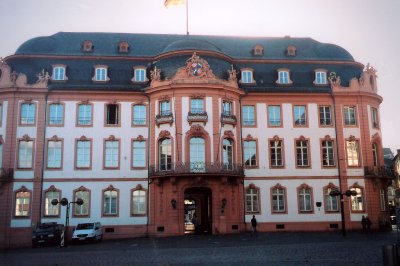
1, 0, 399, 152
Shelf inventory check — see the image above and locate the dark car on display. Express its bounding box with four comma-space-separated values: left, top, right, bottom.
32, 222, 64, 248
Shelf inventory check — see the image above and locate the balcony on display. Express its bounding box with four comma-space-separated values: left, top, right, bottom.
364, 166, 394, 179
155, 112, 173, 127
220, 113, 237, 126
187, 111, 208, 125
149, 162, 244, 179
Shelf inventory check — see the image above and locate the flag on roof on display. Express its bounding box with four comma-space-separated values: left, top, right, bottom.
164, 0, 185, 8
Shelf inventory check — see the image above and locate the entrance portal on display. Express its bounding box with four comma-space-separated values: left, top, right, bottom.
184, 187, 212, 234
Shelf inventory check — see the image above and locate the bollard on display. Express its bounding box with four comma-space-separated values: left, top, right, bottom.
60, 230, 65, 248
383, 244, 398, 266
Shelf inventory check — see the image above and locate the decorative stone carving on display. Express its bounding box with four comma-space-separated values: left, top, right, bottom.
324, 135, 332, 141
244, 134, 254, 141
298, 135, 306, 141
223, 130, 234, 139
79, 135, 88, 141
136, 135, 145, 142
186, 124, 207, 137
328, 72, 341, 88
21, 134, 32, 141
159, 130, 171, 139
227, 65, 238, 82
349, 135, 356, 141
272, 135, 280, 141
36, 69, 51, 84
150, 66, 161, 82
184, 52, 215, 78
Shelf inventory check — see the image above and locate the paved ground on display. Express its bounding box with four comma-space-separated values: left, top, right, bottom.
1, 230, 399, 265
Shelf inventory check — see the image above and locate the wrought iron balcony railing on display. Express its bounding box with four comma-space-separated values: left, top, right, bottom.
364, 166, 394, 178
149, 162, 244, 178
220, 113, 237, 126
187, 111, 208, 125
155, 113, 173, 126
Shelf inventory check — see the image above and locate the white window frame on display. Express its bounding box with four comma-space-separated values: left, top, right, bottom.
325, 187, 339, 212
246, 188, 259, 213
319, 106, 332, 126
322, 140, 335, 167
133, 105, 146, 125
298, 187, 312, 212
241, 70, 253, 83
47, 140, 62, 168
104, 140, 119, 168
18, 140, 33, 168
132, 140, 146, 168
296, 140, 309, 167
315, 71, 327, 85
346, 140, 360, 167
270, 140, 283, 167
268, 105, 281, 127
95, 67, 107, 81
53, 66, 66, 81
77, 104, 92, 126
132, 189, 146, 215
272, 187, 286, 212
44, 190, 60, 216
49, 103, 64, 125
20, 102, 36, 125
103, 190, 118, 215
134, 68, 146, 82
344, 106, 357, 126
278, 70, 290, 84
244, 140, 257, 167
294, 105, 307, 126
242, 105, 255, 126
76, 140, 91, 168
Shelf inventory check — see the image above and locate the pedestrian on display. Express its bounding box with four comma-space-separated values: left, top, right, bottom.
365, 216, 372, 234
361, 215, 367, 233
251, 215, 257, 237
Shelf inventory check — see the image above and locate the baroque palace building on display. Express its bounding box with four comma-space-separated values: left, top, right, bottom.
0, 32, 391, 247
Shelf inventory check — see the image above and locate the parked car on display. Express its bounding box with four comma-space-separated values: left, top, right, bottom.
32, 222, 64, 248
72, 222, 102, 243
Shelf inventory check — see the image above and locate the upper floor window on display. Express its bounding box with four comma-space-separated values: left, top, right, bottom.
76, 139, 91, 169
118, 41, 129, 53
270, 138, 283, 167
222, 139, 233, 170
253, 45, 264, 56
296, 139, 309, 167
82, 40, 93, 52
242, 105, 255, 126
103, 186, 118, 216
159, 138, 172, 171
344, 106, 357, 126
371, 107, 379, 128
241, 70, 253, 84
380, 189, 386, 211
298, 184, 313, 212
321, 140, 335, 167
189, 137, 206, 173
105, 104, 119, 126
93, 66, 109, 82
294, 105, 307, 126
77, 103, 92, 126
159, 100, 171, 116
132, 140, 146, 168
268, 105, 281, 127
222, 101, 232, 116
190, 98, 204, 114
133, 105, 146, 126
346, 139, 360, 167
49, 103, 64, 126
350, 187, 364, 211
372, 143, 378, 167
52, 65, 67, 81
319, 106, 332, 126
133, 68, 147, 82
271, 185, 286, 213
286, 45, 297, 56
246, 185, 259, 213
20, 102, 36, 125
18, 138, 34, 169
244, 140, 257, 167
15, 188, 31, 217
74, 187, 90, 216
314, 70, 327, 85
104, 139, 119, 168
47, 139, 62, 169
277, 69, 292, 84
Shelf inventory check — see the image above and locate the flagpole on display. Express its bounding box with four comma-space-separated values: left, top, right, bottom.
186, 0, 189, 35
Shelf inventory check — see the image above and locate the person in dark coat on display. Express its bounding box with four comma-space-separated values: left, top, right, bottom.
361, 215, 367, 233
365, 216, 372, 234
251, 215, 257, 237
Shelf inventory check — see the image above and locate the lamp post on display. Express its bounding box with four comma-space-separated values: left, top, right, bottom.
329, 189, 357, 236
51, 197, 84, 247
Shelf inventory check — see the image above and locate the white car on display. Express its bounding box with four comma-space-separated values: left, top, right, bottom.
72, 222, 103, 243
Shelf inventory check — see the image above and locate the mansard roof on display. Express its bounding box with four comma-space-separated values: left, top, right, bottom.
15, 32, 355, 61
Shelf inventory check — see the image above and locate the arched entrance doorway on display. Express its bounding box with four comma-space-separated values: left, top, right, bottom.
184, 187, 212, 234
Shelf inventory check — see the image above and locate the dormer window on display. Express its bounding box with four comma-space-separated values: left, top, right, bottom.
51, 65, 68, 81
314, 69, 328, 85
286, 45, 297, 56
118, 41, 129, 53
253, 45, 264, 56
240, 69, 254, 84
132, 67, 148, 83
276, 69, 293, 85
92, 65, 110, 82
82, 40, 94, 52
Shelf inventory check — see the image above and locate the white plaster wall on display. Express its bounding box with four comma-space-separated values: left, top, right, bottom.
40, 181, 148, 226
11, 182, 34, 228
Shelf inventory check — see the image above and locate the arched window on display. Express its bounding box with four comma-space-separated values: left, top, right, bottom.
159, 138, 172, 171
190, 137, 205, 172
131, 186, 147, 216
372, 143, 378, 167
222, 139, 233, 170
350, 186, 364, 211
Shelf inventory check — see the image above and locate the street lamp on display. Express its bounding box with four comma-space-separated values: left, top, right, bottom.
329, 189, 358, 236
51, 197, 84, 247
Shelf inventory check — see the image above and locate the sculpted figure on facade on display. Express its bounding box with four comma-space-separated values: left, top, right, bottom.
328, 72, 341, 88
150, 66, 161, 82
227, 65, 238, 82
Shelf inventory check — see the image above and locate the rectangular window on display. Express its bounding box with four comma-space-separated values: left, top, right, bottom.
244, 140, 257, 167
371, 107, 379, 128
47, 140, 62, 168
132, 190, 146, 215
106, 104, 119, 125
0, 103, 3, 125
268, 105, 281, 127
294, 105, 307, 126
222, 101, 232, 116
134, 69, 146, 82
15, 191, 30, 216
319, 106, 332, 126
20, 103, 35, 125
133, 105, 146, 125
321, 140, 335, 167
278, 71, 289, 84
132, 140, 146, 168
104, 140, 119, 168
49, 103, 64, 125
296, 140, 309, 167
74, 190, 89, 216
18, 140, 33, 169
346, 140, 359, 166
241, 70, 253, 83
159, 101, 170, 116
190, 99, 204, 114
44, 191, 60, 216
76, 140, 91, 168
325, 188, 339, 212
272, 188, 286, 212
53, 66, 65, 81
0, 143, 3, 168
380, 189, 386, 211
270, 140, 283, 167
103, 190, 118, 215
77, 104, 92, 126
246, 188, 259, 213
95, 67, 107, 81
344, 106, 357, 126
315, 71, 327, 84
299, 188, 312, 212
242, 105, 255, 126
